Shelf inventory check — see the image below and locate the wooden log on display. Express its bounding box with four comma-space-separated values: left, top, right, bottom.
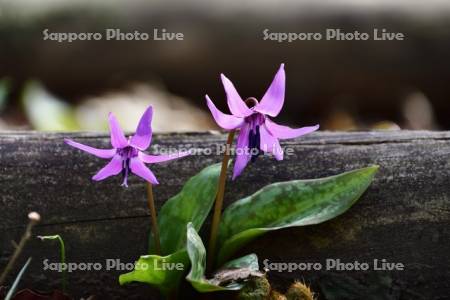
0, 131, 449, 299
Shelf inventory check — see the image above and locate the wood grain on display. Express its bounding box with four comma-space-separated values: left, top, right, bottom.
0, 131, 449, 299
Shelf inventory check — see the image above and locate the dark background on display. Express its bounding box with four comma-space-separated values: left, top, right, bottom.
0, 1, 450, 131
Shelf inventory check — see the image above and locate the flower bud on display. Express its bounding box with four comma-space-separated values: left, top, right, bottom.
28, 211, 41, 222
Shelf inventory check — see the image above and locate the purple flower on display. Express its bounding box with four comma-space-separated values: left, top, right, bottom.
65, 106, 188, 187
206, 64, 319, 179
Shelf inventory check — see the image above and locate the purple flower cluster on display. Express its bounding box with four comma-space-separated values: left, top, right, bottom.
65, 64, 319, 184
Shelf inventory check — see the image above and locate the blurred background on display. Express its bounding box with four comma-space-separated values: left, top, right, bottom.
1, 0, 450, 132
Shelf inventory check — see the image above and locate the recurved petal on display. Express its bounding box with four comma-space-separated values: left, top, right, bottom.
108, 112, 128, 148
260, 125, 283, 160
130, 157, 159, 184
206, 95, 244, 130
92, 155, 123, 181
232, 123, 251, 180
129, 106, 153, 150
139, 150, 190, 164
220, 74, 253, 117
265, 118, 319, 139
254, 64, 285, 117
64, 138, 117, 158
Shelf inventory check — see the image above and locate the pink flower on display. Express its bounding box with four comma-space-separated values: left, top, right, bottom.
206, 64, 319, 179
65, 106, 188, 187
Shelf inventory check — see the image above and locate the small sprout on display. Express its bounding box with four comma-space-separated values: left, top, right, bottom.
38, 235, 66, 293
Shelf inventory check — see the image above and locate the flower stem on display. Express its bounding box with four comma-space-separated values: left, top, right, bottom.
147, 183, 161, 255
207, 130, 235, 270
0, 212, 40, 286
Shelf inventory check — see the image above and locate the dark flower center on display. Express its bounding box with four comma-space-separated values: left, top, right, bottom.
245, 112, 265, 163
248, 125, 261, 162
117, 146, 139, 187
117, 146, 138, 158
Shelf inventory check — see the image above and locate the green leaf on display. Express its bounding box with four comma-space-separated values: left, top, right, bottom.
217, 165, 379, 265
121, 163, 224, 293
119, 250, 190, 295
150, 162, 225, 255
186, 223, 259, 293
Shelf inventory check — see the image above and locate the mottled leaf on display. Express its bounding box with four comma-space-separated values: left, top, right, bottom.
217, 166, 379, 265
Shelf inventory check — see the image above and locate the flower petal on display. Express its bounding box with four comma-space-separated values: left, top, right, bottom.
92, 155, 123, 181
64, 138, 116, 158
139, 151, 190, 164
254, 64, 285, 117
108, 112, 128, 148
232, 123, 251, 180
260, 125, 283, 160
129, 106, 153, 150
130, 157, 159, 184
265, 118, 319, 139
220, 74, 253, 117
206, 95, 244, 130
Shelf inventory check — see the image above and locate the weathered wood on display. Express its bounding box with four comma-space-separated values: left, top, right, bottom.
0, 131, 449, 299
